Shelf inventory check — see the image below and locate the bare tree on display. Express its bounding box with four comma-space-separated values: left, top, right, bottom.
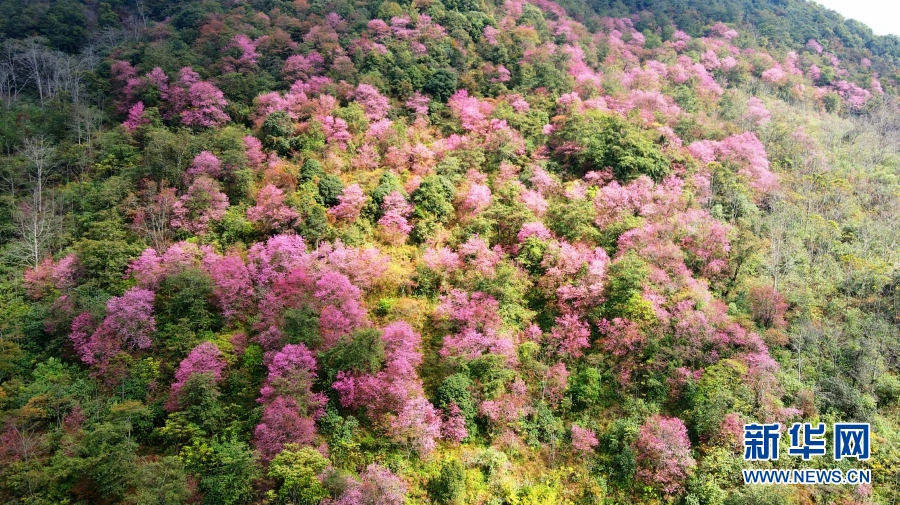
12, 38, 97, 107
9, 137, 61, 267
71, 104, 103, 147
0, 41, 28, 107
125, 180, 177, 251
12, 198, 63, 268
21, 136, 55, 214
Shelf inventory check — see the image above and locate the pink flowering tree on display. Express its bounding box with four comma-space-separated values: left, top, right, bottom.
328, 464, 408, 505
314, 272, 369, 349
744, 97, 771, 126
354, 84, 391, 121
761, 66, 786, 84
321, 116, 351, 149
254, 343, 325, 462
378, 190, 413, 244
479, 378, 532, 426
571, 424, 599, 453
171, 176, 229, 234
123, 102, 149, 131
442, 403, 468, 444
517, 222, 553, 243
435, 290, 515, 361
806, 39, 824, 53
282, 52, 325, 81
244, 135, 266, 169
748, 285, 789, 329
70, 288, 156, 370
168, 342, 226, 410
448, 89, 494, 132
24, 254, 79, 299
332, 321, 425, 418
389, 396, 442, 457
247, 234, 308, 286
688, 132, 778, 198
179, 76, 230, 128
186, 151, 222, 179
633, 415, 696, 497
547, 313, 591, 358
223, 34, 260, 71
833, 80, 872, 109
539, 242, 609, 314
247, 184, 300, 231
405, 92, 430, 116
521, 190, 548, 217
458, 236, 502, 277
254, 396, 317, 462
206, 252, 255, 323
597, 317, 647, 387
328, 184, 366, 223
542, 361, 570, 408
258, 343, 325, 411
462, 183, 492, 214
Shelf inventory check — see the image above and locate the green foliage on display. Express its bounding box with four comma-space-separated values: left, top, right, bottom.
2, 0, 900, 503
319, 328, 386, 381
517, 236, 549, 275
300, 159, 324, 183
601, 252, 651, 320
875, 373, 900, 405
436, 373, 478, 429
467, 354, 515, 400
424, 68, 459, 102
522, 401, 564, 446
49, 418, 141, 502
317, 174, 345, 207
296, 202, 332, 243
0, 0, 88, 52
553, 111, 669, 181
546, 197, 600, 243
181, 437, 258, 505
366, 171, 404, 219
176, 372, 225, 433
156, 268, 222, 337
262, 111, 295, 155
267, 444, 330, 505
74, 216, 144, 293
282, 306, 321, 348
428, 459, 467, 504
568, 366, 604, 409
689, 360, 753, 438
412, 175, 455, 222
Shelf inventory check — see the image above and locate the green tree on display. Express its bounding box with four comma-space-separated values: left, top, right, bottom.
553, 111, 669, 181
428, 459, 466, 504
317, 174, 344, 207
424, 69, 459, 102
267, 444, 330, 505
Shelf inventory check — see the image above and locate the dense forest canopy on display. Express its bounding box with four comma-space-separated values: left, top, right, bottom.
0, 0, 899, 504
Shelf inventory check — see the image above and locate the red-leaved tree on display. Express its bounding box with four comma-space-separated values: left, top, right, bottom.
633, 415, 696, 497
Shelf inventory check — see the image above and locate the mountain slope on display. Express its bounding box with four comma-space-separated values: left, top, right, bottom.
0, 0, 898, 504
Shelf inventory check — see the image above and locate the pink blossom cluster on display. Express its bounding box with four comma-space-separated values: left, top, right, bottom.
70, 288, 156, 371
634, 415, 696, 497
168, 342, 226, 409
378, 191, 413, 243
24, 254, 79, 299
688, 133, 778, 196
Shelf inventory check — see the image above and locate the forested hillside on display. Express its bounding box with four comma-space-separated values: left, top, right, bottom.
1, 0, 899, 504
